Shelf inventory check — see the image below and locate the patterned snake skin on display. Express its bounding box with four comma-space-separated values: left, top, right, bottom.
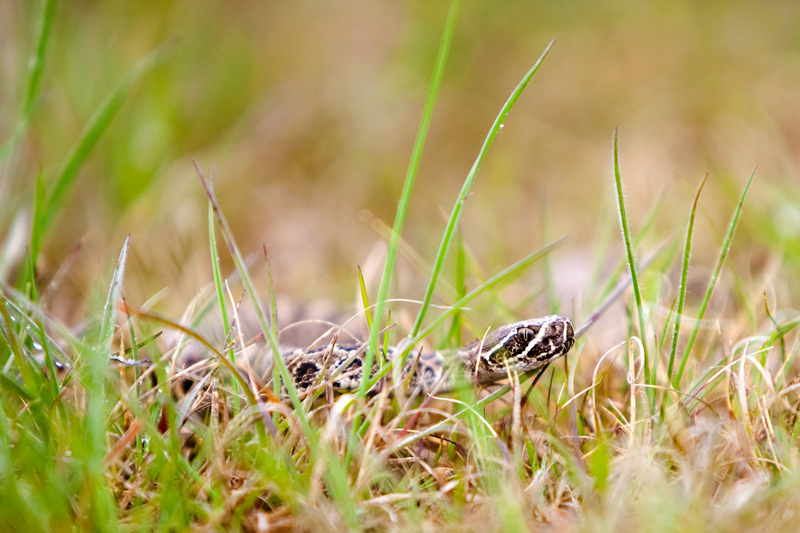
234, 315, 575, 395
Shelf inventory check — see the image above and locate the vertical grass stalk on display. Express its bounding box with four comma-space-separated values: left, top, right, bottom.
361, 0, 461, 398
410, 39, 555, 338
611, 129, 652, 405
209, 202, 239, 412
0, 0, 55, 166
675, 168, 755, 385
665, 174, 707, 396
86, 236, 130, 527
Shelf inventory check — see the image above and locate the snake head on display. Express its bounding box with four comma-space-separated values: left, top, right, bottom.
480, 315, 575, 376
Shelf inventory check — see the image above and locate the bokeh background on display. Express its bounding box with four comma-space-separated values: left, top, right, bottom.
2, 0, 800, 327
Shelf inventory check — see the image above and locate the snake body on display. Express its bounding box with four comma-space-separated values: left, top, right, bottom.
264, 315, 575, 395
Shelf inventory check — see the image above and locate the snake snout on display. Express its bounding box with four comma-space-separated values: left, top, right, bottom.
546, 316, 575, 356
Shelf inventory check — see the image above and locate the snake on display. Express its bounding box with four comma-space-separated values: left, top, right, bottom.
232, 315, 575, 395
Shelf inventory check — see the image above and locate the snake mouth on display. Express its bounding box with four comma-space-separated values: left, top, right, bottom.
561, 319, 575, 354
543, 316, 575, 359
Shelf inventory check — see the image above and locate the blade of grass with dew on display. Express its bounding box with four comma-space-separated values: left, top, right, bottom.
675, 168, 756, 385
612, 129, 652, 407
410, 39, 555, 339
0, 0, 55, 166
1, 288, 73, 371
0, 288, 39, 393
208, 202, 239, 412
26, 251, 59, 394
666, 174, 707, 396
451, 384, 511, 499
31, 47, 168, 266
362, 0, 461, 399
2, 287, 56, 405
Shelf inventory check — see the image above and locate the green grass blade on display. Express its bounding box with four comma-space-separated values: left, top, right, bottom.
666, 174, 707, 392
357, 265, 373, 331
263, 246, 281, 404
410, 39, 555, 338
208, 201, 239, 412
23, 0, 56, 118
97, 237, 129, 346
674, 168, 756, 385
0, 122, 28, 169
593, 189, 664, 316
0, 0, 55, 166
362, 0, 461, 398
209, 203, 231, 347
612, 129, 651, 400
263, 246, 279, 341
26, 251, 59, 393
0, 371, 35, 402
120, 299, 144, 462
0, 288, 39, 393
29, 169, 47, 280
35, 47, 167, 261
658, 296, 677, 352
446, 231, 466, 346
86, 235, 130, 528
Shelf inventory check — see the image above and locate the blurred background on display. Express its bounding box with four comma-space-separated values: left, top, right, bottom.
1, 0, 799, 331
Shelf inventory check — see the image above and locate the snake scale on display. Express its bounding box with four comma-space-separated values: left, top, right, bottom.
235, 315, 575, 395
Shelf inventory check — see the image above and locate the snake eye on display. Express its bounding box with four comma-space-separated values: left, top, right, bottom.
517, 327, 535, 342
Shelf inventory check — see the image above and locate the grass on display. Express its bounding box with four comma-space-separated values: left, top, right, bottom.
2, 2, 800, 532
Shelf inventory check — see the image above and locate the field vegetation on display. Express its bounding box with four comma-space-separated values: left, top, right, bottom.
2, 1, 800, 531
